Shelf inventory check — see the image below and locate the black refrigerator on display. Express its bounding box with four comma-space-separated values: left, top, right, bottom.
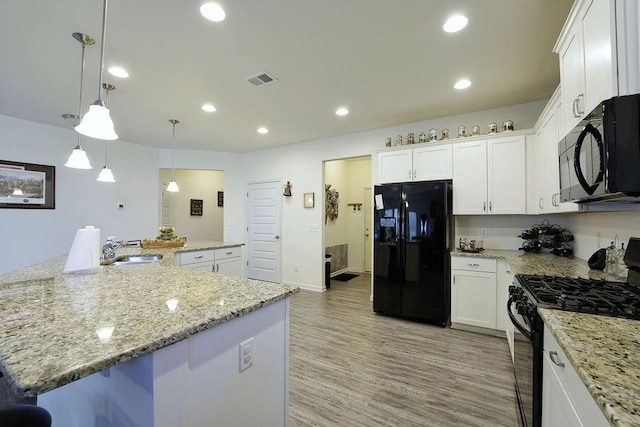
373, 181, 453, 326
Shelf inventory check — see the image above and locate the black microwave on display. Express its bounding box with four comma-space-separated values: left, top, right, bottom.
558, 94, 640, 203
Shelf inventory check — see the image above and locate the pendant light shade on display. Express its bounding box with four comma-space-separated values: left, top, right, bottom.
166, 119, 180, 192
166, 179, 179, 192
75, 0, 118, 140
96, 166, 116, 182
76, 101, 118, 140
65, 32, 94, 169
65, 144, 92, 169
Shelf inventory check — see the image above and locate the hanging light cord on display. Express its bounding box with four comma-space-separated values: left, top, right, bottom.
171, 122, 176, 179
76, 39, 87, 146
96, 0, 109, 102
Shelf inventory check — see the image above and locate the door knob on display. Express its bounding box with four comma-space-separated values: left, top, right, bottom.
275, 235, 280, 239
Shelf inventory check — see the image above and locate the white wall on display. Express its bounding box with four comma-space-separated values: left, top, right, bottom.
159, 169, 224, 242
0, 114, 159, 274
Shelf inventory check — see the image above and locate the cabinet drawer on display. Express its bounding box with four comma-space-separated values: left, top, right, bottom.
451, 256, 496, 273
178, 250, 215, 266
214, 246, 241, 260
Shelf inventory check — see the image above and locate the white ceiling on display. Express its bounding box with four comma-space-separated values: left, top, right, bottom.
0, 0, 573, 152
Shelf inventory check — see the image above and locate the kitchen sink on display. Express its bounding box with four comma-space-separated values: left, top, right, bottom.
102, 254, 163, 266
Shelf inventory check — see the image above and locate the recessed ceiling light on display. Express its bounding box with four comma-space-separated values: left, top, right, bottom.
336, 107, 349, 116
443, 15, 468, 33
454, 79, 471, 90
257, 127, 269, 134
200, 3, 226, 22
202, 103, 216, 113
108, 66, 129, 78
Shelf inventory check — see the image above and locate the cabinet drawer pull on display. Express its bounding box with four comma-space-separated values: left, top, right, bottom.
226, 251, 233, 255
489, 201, 492, 212
549, 351, 565, 367
194, 255, 204, 259
483, 202, 486, 212
577, 93, 585, 115
468, 263, 480, 267
539, 197, 543, 209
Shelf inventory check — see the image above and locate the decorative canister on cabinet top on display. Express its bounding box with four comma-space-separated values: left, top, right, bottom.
457, 125, 466, 138
395, 134, 403, 146
385, 137, 392, 147
488, 122, 498, 134
407, 132, 415, 144
429, 129, 438, 142
502, 120, 514, 132
471, 125, 480, 136
419, 132, 427, 143
441, 128, 450, 140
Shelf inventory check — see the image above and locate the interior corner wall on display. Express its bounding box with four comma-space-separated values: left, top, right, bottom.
159, 169, 224, 242
324, 160, 348, 248
0, 114, 159, 274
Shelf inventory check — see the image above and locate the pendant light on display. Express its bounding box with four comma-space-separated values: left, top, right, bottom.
75, 0, 118, 140
64, 32, 94, 169
166, 119, 180, 192
97, 83, 116, 182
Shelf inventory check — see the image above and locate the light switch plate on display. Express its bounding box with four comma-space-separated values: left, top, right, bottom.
239, 337, 254, 372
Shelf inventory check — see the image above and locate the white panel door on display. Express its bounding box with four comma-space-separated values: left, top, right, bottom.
377, 149, 412, 183
452, 140, 487, 215
246, 180, 282, 283
413, 143, 452, 181
487, 136, 526, 215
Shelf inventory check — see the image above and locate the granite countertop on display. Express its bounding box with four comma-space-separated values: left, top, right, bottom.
0, 241, 298, 397
452, 249, 636, 426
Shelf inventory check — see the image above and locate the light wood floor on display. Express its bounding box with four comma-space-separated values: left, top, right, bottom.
289, 274, 520, 427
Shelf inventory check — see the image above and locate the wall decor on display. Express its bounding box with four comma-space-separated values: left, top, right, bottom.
0, 160, 55, 209
190, 199, 203, 216
217, 191, 224, 207
304, 192, 315, 208
325, 184, 339, 223
283, 181, 292, 197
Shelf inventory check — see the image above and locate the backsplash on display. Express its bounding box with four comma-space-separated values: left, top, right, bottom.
456, 210, 640, 262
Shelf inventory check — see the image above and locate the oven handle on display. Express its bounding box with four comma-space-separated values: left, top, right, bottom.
507, 296, 533, 341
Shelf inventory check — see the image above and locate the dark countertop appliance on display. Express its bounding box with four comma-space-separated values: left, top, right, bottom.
373, 181, 453, 326
508, 237, 640, 426
558, 94, 640, 203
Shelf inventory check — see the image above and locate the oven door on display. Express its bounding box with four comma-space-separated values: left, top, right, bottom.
508, 295, 537, 427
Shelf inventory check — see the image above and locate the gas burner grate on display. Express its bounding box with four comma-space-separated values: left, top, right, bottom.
516, 274, 640, 320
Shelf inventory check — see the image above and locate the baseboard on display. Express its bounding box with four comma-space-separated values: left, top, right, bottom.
330, 268, 349, 278
282, 280, 323, 292
450, 322, 507, 338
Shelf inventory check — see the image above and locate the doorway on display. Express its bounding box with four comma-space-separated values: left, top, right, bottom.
323, 156, 372, 276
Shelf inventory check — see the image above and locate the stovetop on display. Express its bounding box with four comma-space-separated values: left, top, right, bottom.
516, 274, 640, 320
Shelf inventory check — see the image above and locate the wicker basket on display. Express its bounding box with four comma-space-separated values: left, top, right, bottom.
140, 238, 186, 249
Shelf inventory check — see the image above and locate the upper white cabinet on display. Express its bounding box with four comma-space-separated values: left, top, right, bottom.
534, 87, 579, 214
376, 143, 452, 184
554, 0, 640, 138
453, 135, 526, 215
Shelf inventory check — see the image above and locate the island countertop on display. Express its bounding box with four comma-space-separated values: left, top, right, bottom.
452, 249, 637, 426
0, 241, 298, 397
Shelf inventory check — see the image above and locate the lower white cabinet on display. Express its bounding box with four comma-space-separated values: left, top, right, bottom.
175, 246, 242, 277
542, 326, 608, 427
451, 256, 497, 329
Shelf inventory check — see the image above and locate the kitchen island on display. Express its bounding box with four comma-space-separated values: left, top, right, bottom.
0, 241, 299, 426
452, 249, 639, 426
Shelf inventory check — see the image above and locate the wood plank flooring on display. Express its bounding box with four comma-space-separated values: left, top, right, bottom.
289, 274, 520, 427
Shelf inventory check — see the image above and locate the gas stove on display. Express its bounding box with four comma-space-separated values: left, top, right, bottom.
516, 274, 640, 320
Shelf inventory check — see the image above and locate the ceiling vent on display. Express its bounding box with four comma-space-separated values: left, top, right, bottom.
244, 71, 278, 87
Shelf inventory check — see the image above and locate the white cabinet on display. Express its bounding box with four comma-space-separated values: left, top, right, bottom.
376, 143, 452, 184
452, 135, 526, 215
554, 0, 632, 138
534, 87, 579, 214
175, 246, 242, 277
542, 326, 608, 427
451, 256, 497, 329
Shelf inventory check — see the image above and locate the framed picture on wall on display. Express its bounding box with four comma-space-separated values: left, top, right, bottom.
190, 199, 203, 216
0, 160, 55, 209
218, 191, 224, 207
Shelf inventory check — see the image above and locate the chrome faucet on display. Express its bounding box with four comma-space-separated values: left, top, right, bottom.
101, 240, 123, 261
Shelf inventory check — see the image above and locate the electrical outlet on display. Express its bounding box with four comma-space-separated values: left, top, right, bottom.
239, 338, 254, 372
480, 228, 489, 238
